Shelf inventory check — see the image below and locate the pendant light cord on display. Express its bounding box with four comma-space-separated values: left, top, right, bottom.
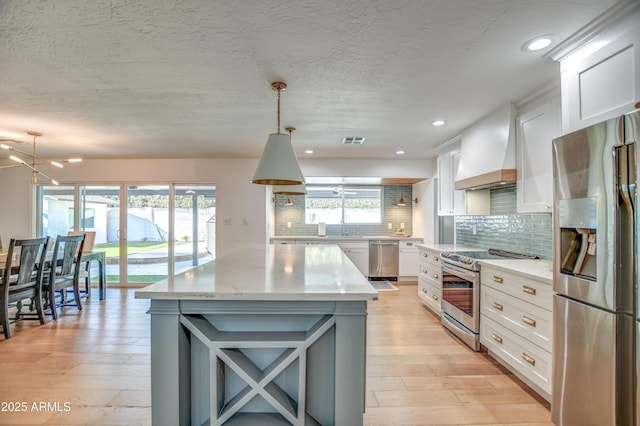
277, 87, 281, 134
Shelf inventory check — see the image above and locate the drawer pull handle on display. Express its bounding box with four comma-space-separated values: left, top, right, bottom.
522, 285, 537, 295
492, 302, 504, 311
422, 288, 427, 293
433, 256, 439, 262
491, 334, 503, 344
422, 269, 428, 274
522, 316, 536, 327
432, 294, 439, 301
522, 353, 536, 366
493, 276, 504, 284
422, 253, 428, 257
433, 274, 439, 279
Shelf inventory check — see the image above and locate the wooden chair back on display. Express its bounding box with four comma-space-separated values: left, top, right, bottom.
44, 234, 86, 320
1, 237, 50, 339
50, 235, 86, 279
67, 231, 95, 254
2, 237, 49, 290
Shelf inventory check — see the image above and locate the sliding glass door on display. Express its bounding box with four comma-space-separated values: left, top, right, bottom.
174, 185, 216, 274
36, 183, 216, 286
126, 185, 170, 283
78, 185, 121, 285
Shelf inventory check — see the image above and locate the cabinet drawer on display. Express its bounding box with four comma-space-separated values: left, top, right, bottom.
481, 267, 552, 311
418, 249, 441, 269
480, 285, 552, 352
418, 278, 441, 316
419, 261, 441, 284
480, 315, 552, 397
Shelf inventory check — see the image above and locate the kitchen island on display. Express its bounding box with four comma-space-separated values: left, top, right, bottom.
135, 244, 378, 426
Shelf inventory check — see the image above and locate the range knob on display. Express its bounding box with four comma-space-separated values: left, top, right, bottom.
462, 257, 472, 264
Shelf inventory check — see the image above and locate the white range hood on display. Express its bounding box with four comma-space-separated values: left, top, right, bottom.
455, 103, 517, 190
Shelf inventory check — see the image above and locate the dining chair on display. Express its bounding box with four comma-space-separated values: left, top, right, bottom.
43, 234, 85, 321
0, 237, 50, 339
67, 231, 95, 299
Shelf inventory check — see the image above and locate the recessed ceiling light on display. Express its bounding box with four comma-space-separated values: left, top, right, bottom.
432, 120, 445, 126
396, 150, 405, 155
305, 149, 314, 154
522, 35, 553, 52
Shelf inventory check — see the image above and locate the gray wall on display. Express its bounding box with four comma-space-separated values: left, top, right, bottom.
455, 186, 552, 259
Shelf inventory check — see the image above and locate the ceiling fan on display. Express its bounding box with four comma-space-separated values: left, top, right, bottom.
332, 187, 357, 196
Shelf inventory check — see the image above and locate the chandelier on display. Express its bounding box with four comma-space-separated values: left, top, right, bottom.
0, 131, 82, 185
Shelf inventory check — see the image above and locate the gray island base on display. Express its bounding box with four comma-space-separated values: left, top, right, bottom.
136, 244, 378, 426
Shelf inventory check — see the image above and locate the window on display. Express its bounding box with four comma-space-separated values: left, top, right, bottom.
70, 207, 96, 229
305, 186, 382, 225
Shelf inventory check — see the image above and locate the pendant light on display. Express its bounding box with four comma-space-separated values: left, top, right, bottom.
251, 82, 305, 185
272, 127, 307, 195
397, 194, 407, 206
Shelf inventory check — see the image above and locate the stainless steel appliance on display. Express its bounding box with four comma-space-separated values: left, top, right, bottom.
551, 110, 639, 425
369, 240, 399, 280
439, 249, 538, 351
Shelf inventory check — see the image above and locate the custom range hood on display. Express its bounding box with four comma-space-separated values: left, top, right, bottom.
455, 103, 516, 190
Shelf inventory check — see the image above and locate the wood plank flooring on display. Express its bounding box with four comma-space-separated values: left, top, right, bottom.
0, 285, 552, 425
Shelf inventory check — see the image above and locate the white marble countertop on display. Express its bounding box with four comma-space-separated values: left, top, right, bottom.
478, 259, 553, 284
135, 244, 379, 301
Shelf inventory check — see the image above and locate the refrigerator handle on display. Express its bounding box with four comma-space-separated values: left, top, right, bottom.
613, 143, 635, 313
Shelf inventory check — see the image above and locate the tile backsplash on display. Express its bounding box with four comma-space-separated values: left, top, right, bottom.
455, 186, 552, 260
274, 185, 413, 237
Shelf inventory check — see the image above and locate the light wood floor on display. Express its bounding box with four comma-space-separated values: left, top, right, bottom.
0, 285, 552, 425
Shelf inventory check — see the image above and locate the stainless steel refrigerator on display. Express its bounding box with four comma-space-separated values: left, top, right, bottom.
551, 110, 638, 425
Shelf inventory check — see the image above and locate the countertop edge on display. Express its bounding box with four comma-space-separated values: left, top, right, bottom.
478, 259, 553, 284
134, 291, 379, 301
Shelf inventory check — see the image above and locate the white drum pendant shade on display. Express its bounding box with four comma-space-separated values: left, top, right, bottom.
251, 133, 305, 185
272, 183, 307, 195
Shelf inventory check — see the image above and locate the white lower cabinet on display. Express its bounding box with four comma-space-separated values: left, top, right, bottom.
399, 240, 419, 278
418, 247, 442, 316
480, 316, 552, 397
336, 242, 369, 276
479, 265, 552, 402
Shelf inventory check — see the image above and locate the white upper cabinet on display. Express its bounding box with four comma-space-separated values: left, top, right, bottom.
559, 15, 640, 133
516, 98, 561, 213
438, 149, 466, 216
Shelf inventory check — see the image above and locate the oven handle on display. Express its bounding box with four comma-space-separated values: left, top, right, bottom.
441, 262, 478, 283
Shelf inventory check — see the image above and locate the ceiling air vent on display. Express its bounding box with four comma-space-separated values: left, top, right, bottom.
342, 137, 366, 145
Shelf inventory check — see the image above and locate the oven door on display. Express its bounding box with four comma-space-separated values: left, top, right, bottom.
441, 262, 480, 333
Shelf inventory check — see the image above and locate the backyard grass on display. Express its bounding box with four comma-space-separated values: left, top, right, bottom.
94, 242, 171, 257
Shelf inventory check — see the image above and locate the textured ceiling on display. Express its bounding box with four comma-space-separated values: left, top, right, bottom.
0, 0, 621, 161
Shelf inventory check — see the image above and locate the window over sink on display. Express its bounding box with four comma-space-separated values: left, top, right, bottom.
305, 186, 382, 225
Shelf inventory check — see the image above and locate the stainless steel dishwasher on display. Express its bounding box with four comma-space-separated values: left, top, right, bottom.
368, 240, 399, 280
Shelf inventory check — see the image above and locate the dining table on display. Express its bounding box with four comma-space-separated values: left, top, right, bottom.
81, 251, 107, 300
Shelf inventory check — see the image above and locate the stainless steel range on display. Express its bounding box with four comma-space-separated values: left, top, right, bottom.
439, 248, 538, 351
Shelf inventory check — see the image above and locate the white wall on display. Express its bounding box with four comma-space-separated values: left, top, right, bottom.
412, 178, 438, 244
0, 157, 435, 254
